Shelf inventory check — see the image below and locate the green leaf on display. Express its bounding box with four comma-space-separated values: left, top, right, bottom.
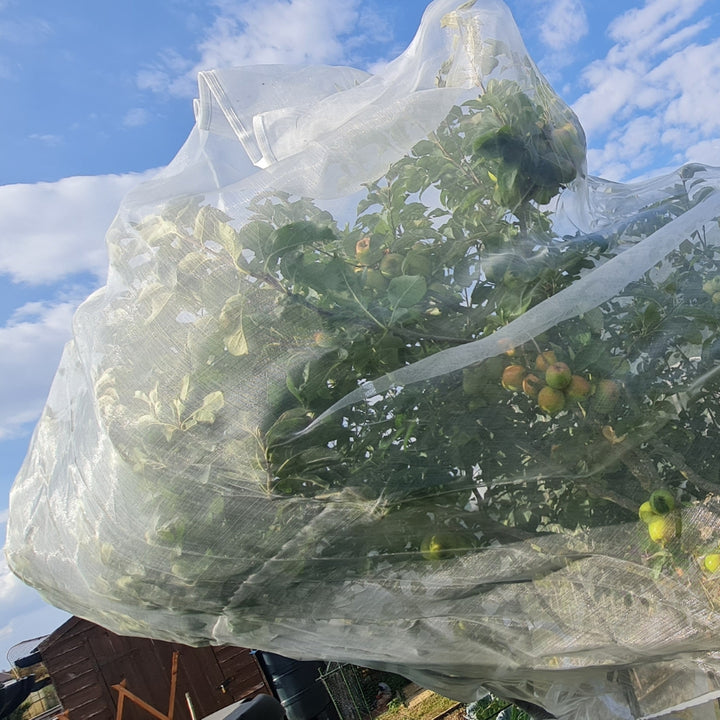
179, 375, 191, 402
136, 216, 182, 247
237, 220, 274, 257
270, 221, 336, 254
192, 391, 225, 424
387, 275, 427, 308
411, 139, 437, 157
138, 284, 173, 324
581, 307, 604, 334
225, 326, 249, 356
178, 251, 210, 275
265, 408, 312, 447
194, 205, 237, 257
219, 294, 244, 332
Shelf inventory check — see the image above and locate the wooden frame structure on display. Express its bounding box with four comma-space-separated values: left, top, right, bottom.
112, 651, 180, 720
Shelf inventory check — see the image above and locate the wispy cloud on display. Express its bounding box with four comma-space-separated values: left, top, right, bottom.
137, 0, 392, 98
0, 14, 52, 46
539, 0, 588, 52
0, 170, 159, 441
28, 133, 63, 146
0, 171, 154, 285
0, 301, 77, 441
122, 108, 151, 128
195, 0, 361, 67
571, 0, 718, 180
123, 108, 150, 128
137, 49, 196, 97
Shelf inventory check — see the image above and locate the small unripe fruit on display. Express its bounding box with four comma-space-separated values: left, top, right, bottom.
703, 276, 720, 295
649, 488, 675, 515
313, 331, 334, 348
522, 373, 544, 398
704, 553, 720, 573
565, 374, 591, 401
592, 379, 620, 413
420, 532, 471, 561
537, 386, 565, 415
355, 236, 372, 265
638, 501, 657, 525
545, 362, 572, 390
648, 515, 677, 545
363, 268, 388, 292
549, 123, 585, 182
380, 253, 404, 278
402, 252, 432, 277
535, 351, 557, 373
501, 365, 526, 392
355, 236, 370, 253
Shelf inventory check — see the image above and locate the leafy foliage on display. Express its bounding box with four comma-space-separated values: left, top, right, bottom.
94, 78, 720, 627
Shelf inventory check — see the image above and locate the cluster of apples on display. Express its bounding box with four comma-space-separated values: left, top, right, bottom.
500, 350, 618, 416
353, 237, 433, 292
639, 489, 720, 576
702, 275, 720, 305
638, 489, 680, 546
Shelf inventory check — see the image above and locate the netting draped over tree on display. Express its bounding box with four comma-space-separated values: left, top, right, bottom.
8, 1, 720, 718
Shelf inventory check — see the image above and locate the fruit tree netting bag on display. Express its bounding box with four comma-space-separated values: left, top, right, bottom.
8, 1, 720, 718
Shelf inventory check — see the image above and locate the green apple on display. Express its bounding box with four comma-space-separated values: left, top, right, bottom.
545, 362, 572, 390
420, 532, 472, 561
501, 365, 526, 392
522, 373, 544, 398
591, 379, 620, 413
648, 515, 678, 545
402, 251, 432, 277
535, 351, 557, 373
638, 501, 657, 525
363, 268, 388, 292
702, 276, 720, 295
537, 386, 565, 415
380, 253, 404, 278
565, 374, 591, 401
649, 488, 675, 515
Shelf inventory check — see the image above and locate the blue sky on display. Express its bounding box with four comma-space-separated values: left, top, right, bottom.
1, 0, 720, 668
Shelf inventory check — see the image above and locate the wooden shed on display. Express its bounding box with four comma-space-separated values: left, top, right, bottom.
37, 618, 272, 720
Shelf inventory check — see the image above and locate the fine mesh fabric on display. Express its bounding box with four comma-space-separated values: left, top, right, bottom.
8, 1, 720, 718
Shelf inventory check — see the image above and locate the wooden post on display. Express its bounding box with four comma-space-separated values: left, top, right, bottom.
114, 680, 127, 720
167, 650, 179, 720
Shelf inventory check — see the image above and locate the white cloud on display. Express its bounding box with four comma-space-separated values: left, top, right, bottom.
653, 40, 720, 135
655, 18, 711, 54
0, 171, 153, 285
195, 0, 360, 68
573, 67, 640, 136
137, 49, 196, 97
0, 301, 77, 440
0, 545, 24, 607
28, 133, 62, 146
122, 108, 151, 128
0, 15, 52, 46
684, 138, 720, 167
539, 0, 588, 52
137, 0, 391, 98
570, 0, 719, 180
607, 0, 707, 50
